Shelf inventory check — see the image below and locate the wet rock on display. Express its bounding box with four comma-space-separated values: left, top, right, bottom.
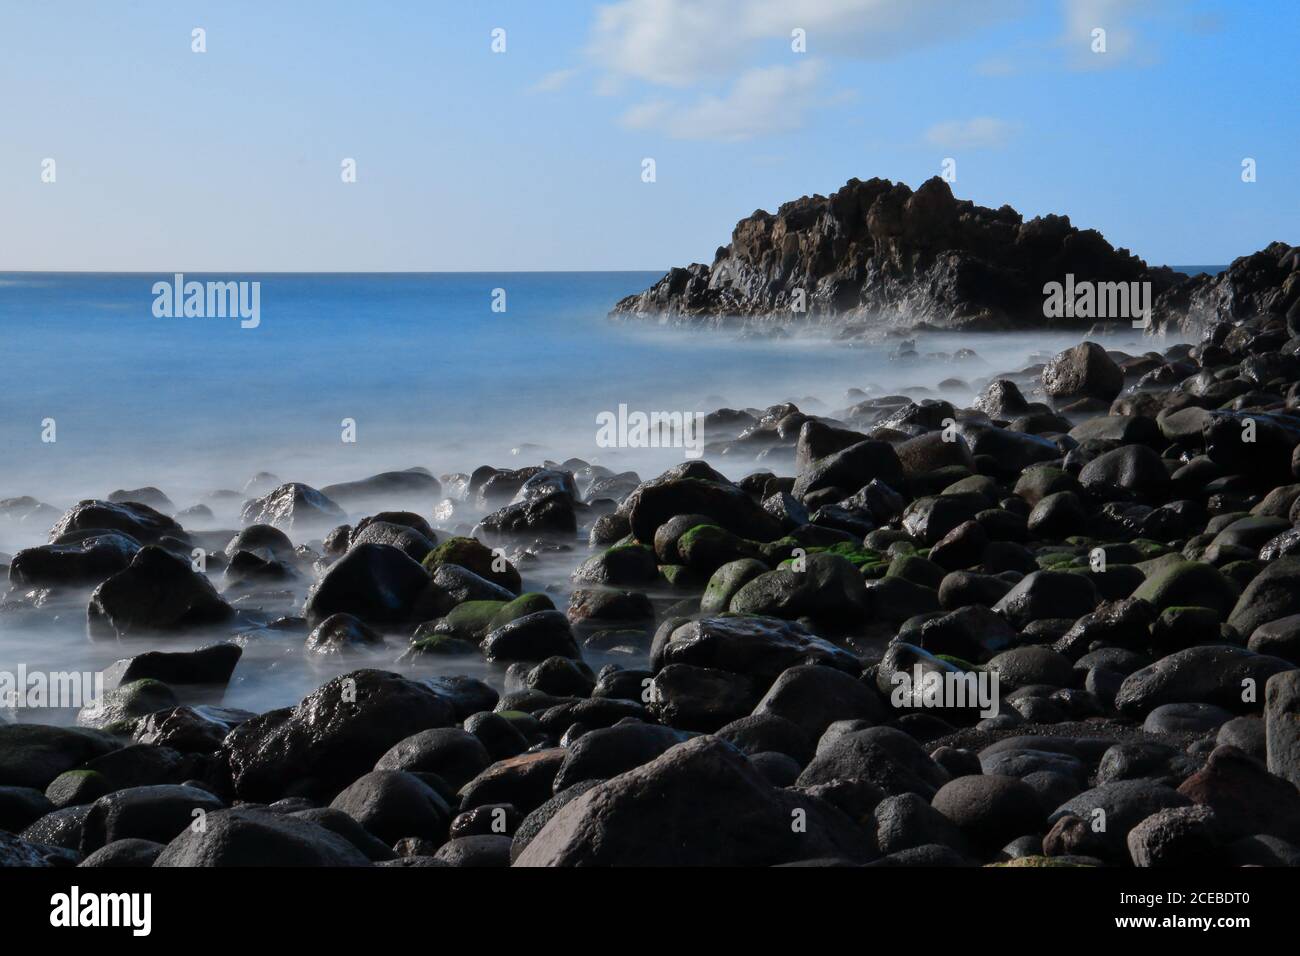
516, 737, 873, 866
9, 533, 140, 588
348, 520, 436, 564
75, 679, 179, 730
422, 536, 522, 594
1043, 342, 1124, 402
321, 470, 442, 511
700, 558, 768, 614
1131, 560, 1239, 617
993, 570, 1098, 629
1027, 491, 1087, 539
221, 669, 457, 801
79, 838, 165, 868
571, 543, 659, 586
119, 642, 242, 687
79, 784, 223, 853
374, 728, 493, 791
1078, 445, 1171, 500
479, 492, 578, 540
625, 475, 783, 543
49, 499, 182, 545
752, 665, 886, 739
649, 664, 759, 732
240, 482, 346, 533
88, 546, 232, 639
552, 722, 689, 791
303, 543, 431, 626
130, 706, 247, 753
1227, 558, 1300, 641
304, 612, 386, 655
458, 749, 566, 816
653, 615, 858, 684
223, 524, 295, 562
728, 552, 867, 625
44, 770, 114, 809
482, 610, 581, 663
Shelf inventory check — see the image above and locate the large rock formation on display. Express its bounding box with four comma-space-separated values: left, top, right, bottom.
611, 175, 1296, 335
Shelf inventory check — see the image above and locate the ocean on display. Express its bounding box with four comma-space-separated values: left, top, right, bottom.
0, 270, 1213, 717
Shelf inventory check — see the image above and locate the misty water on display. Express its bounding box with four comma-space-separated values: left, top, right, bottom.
0, 272, 1183, 722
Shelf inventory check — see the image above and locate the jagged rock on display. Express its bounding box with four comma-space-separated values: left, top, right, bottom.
239, 482, 346, 532
611, 176, 1177, 331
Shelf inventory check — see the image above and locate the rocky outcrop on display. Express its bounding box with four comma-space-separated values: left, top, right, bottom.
1151, 242, 1300, 337
612, 175, 1295, 335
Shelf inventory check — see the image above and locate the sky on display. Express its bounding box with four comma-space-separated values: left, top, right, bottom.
1, 0, 1296, 272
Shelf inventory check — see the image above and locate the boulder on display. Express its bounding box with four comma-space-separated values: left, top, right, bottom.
515, 737, 874, 866
88, 546, 232, 639
221, 669, 457, 801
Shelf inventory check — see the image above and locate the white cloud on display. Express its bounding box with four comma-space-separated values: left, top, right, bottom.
620, 60, 825, 141
923, 117, 1020, 150
589, 0, 748, 87
588, 0, 1021, 142
530, 68, 580, 93
1061, 0, 1151, 69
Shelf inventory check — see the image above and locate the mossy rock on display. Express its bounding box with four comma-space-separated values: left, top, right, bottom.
437, 599, 507, 641
660, 564, 707, 588
1130, 538, 1172, 559
757, 536, 802, 565
44, 768, 114, 808
1036, 551, 1085, 570
404, 631, 479, 658
572, 543, 661, 586
423, 536, 522, 593
886, 553, 946, 590
76, 678, 178, 731
676, 523, 762, 573
1131, 559, 1240, 617
701, 558, 768, 614
488, 592, 556, 631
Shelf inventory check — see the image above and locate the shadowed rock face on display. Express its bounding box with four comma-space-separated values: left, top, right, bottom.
611, 175, 1296, 335
611, 176, 1180, 331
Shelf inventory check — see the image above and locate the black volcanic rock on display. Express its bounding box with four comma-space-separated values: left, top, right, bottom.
611, 176, 1181, 330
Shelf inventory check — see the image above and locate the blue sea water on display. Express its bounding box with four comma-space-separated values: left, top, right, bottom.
0, 270, 1160, 517
0, 270, 1209, 715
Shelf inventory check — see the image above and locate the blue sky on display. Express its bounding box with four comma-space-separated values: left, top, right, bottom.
1, 0, 1295, 271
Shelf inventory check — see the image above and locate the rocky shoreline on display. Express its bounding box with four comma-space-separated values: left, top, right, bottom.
611, 176, 1300, 341
4, 310, 1300, 867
